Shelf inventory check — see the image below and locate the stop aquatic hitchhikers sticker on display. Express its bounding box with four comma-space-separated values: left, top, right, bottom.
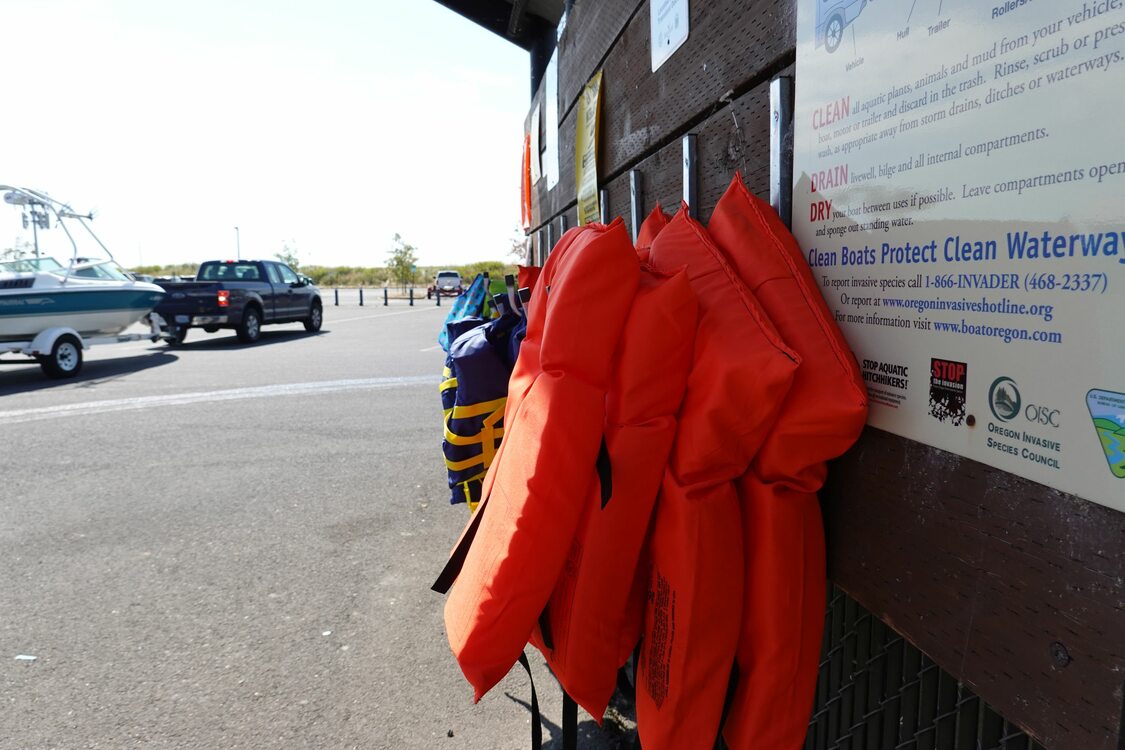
1086, 389, 1125, 479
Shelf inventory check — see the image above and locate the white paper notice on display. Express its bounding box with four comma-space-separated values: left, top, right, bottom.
530, 104, 542, 184
545, 50, 560, 190
651, 0, 689, 72
793, 0, 1125, 511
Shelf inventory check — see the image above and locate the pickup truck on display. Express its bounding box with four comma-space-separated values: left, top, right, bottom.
153, 259, 322, 345
427, 270, 463, 299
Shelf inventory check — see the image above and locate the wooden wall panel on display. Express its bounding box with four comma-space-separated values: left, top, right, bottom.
823, 429, 1125, 748
595, 0, 793, 179
556, 0, 643, 118
598, 72, 781, 236
534, 0, 795, 230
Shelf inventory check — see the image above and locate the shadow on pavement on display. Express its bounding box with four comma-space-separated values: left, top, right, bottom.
163, 329, 325, 350
0, 351, 179, 395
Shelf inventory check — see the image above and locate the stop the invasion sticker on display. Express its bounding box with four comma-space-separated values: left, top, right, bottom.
929, 358, 967, 426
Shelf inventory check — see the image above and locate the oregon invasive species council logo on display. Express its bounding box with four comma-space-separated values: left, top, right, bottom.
929, 358, 967, 426
988, 376, 1062, 428
988, 377, 1021, 422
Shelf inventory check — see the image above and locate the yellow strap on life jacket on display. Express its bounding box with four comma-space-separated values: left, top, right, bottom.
455, 472, 486, 513
443, 397, 507, 471
438, 368, 456, 393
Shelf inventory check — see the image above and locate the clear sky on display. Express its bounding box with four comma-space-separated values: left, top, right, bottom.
0, 0, 530, 269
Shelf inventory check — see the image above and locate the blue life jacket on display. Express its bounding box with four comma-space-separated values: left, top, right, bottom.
440, 310, 527, 508
437, 273, 497, 353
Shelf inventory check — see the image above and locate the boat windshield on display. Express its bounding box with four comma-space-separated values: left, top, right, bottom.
66, 261, 135, 282
0, 257, 65, 273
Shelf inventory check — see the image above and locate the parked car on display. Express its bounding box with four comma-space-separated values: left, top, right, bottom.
152, 259, 322, 345
428, 270, 463, 299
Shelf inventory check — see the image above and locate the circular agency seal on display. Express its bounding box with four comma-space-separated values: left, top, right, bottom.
989, 376, 1022, 422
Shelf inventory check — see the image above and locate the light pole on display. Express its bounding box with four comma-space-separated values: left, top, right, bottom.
235, 226, 241, 260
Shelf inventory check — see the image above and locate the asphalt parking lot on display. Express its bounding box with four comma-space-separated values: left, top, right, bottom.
0, 303, 634, 749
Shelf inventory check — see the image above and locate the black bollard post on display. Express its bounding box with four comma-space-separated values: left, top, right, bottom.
383, 288, 388, 306
359, 287, 364, 306
409, 288, 414, 306
436, 290, 441, 307
334, 288, 339, 306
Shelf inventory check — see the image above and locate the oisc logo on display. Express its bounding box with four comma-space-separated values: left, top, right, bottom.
989, 376, 1061, 427
988, 377, 1021, 422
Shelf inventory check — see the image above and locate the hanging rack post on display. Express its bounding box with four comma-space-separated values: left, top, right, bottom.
599, 189, 609, 224
770, 76, 795, 228
629, 170, 643, 244
682, 134, 698, 219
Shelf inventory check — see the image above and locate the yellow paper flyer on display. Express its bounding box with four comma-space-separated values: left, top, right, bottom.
576, 70, 604, 225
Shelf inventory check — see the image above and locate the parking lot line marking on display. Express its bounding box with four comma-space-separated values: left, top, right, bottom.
328, 307, 444, 325
419, 344, 443, 352
0, 376, 438, 424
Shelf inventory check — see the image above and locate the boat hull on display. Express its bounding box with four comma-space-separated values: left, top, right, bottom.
0, 287, 166, 342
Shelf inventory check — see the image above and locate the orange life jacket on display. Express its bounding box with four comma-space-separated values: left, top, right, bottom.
517, 264, 542, 295
438, 219, 641, 701
528, 263, 697, 720
637, 207, 800, 749
635, 203, 672, 261
707, 175, 868, 750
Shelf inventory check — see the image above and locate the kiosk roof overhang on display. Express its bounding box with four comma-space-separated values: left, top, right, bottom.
431, 0, 564, 51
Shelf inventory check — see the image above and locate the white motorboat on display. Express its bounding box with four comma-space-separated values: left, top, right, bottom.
0, 186, 165, 344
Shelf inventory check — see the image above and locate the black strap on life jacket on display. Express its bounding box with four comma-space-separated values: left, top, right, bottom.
562, 691, 578, 750
430, 497, 487, 594
517, 652, 543, 750
596, 436, 612, 508
712, 661, 740, 750
538, 608, 555, 651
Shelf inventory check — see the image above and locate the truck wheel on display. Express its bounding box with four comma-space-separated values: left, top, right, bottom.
304, 301, 323, 332
236, 306, 262, 344
39, 334, 83, 378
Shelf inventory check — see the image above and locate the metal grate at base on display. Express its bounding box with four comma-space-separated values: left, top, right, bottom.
804, 586, 1047, 750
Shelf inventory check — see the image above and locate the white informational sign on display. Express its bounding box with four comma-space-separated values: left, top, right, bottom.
530, 104, 542, 184
650, 0, 689, 72
793, 0, 1125, 511
545, 49, 560, 190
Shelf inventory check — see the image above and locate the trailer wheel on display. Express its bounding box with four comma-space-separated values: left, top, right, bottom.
39, 334, 83, 378
236, 306, 262, 344
166, 325, 189, 347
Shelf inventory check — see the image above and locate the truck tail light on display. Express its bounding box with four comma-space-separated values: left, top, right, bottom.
218, 290, 230, 307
